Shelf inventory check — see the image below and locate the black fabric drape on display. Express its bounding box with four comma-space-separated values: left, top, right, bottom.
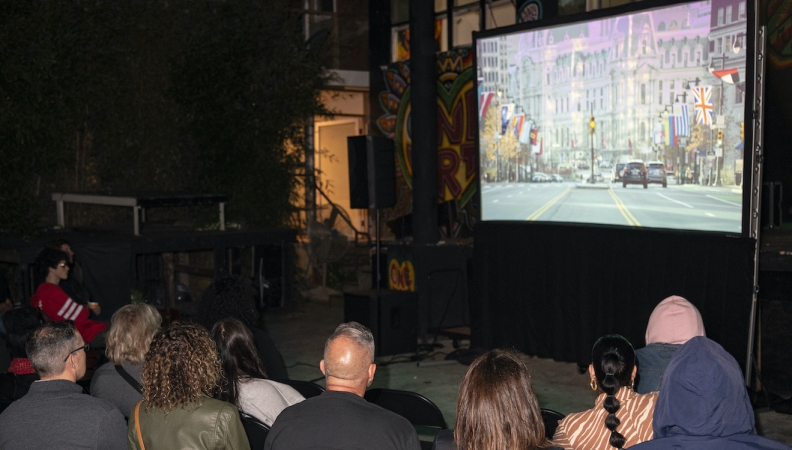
472, 222, 755, 369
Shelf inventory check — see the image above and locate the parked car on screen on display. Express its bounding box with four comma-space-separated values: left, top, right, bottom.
551, 174, 563, 182
646, 161, 667, 188
585, 172, 604, 183
622, 161, 648, 188
612, 163, 626, 183
532, 172, 551, 182
599, 161, 612, 169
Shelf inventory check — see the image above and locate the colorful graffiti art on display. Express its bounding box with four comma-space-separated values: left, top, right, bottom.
765, 0, 792, 68
376, 47, 479, 237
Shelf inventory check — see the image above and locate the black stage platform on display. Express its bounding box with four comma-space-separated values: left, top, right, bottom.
0, 225, 296, 320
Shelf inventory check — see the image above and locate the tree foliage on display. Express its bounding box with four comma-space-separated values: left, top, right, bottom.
0, 0, 330, 236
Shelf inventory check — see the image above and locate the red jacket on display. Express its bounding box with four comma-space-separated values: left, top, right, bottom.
30, 283, 106, 343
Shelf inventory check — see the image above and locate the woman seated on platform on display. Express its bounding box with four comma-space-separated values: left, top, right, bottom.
211, 318, 303, 426
91, 303, 161, 417
634, 295, 705, 394
29, 248, 106, 345
553, 335, 657, 450
434, 349, 561, 450
128, 322, 249, 450
195, 278, 288, 380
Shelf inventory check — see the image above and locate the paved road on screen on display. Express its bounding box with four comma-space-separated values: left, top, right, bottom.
481, 181, 743, 233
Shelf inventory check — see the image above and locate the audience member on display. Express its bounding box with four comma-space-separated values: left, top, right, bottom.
553, 335, 657, 450
0, 321, 126, 450
264, 322, 420, 450
632, 336, 791, 450
434, 349, 561, 450
0, 307, 42, 413
29, 248, 107, 344
635, 295, 705, 394
91, 303, 161, 417
127, 322, 250, 450
196, 277, 288, 380
48, 239, 101, 317
211, 317, 303, 426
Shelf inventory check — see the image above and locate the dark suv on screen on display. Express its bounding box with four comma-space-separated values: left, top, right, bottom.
646, 162, 667, 188
622, 161, 647, 188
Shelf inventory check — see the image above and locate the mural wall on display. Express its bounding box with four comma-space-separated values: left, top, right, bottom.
374, 47, 479, 238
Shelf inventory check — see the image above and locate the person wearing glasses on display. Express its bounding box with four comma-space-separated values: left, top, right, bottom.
29, 248, 107, 345
0, 321, 127, 450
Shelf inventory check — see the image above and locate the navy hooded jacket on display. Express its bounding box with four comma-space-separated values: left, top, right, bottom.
632, 336, 790, 450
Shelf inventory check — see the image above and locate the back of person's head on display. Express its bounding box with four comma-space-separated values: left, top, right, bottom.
26, 321, 80, 378
105, 303, 162, 365
46, 239, 70, 250
142, 322, 222, 412
196, 277, 259, 330
211, 317, 267, 406
653, 336, 754, 439
34, 248, 69, 282
645, 295, 705, 345
3, 307, 43, 359
323, 321, 374, 381
591, 334, 636, 449
455, 349, 545, 450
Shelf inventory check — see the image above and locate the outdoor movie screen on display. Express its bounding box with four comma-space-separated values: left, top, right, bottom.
476, 0, 751, 234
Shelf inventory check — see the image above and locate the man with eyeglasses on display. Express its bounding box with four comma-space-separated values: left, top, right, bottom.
29, 248, 107, 346
0, 321, 126, 450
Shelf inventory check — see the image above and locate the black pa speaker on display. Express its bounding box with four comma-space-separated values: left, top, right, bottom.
343, 289, 418, 356
347, 136, 396, 209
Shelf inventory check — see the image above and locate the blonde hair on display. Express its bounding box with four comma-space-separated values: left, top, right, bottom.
105, 304, 162, 365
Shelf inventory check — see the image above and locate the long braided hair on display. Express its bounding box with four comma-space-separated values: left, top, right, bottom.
591, 335, 635, 449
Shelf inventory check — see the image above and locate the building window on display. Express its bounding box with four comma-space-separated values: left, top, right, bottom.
641, 84, 646, 104
717, 8, 724, 26
726, 5, 733, 24
739, 1, 746, 19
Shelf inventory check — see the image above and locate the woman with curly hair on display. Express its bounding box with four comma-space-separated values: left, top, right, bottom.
552, 335, 657, 450
434, 349, 560, 450
127, 322, 250, 450
211, 318, 303, 426
196, 278, 288, 380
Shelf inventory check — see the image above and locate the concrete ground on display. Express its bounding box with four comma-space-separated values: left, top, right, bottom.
266, 299, 792, 446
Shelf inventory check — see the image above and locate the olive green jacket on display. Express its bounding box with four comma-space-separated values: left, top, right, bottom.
127, 397, 250, 450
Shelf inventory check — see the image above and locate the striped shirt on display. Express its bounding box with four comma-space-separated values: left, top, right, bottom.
552, 387, 658, 450
30, 282, 106, 343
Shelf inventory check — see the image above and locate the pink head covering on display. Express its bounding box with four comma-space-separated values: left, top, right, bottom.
645, 295, 706, 345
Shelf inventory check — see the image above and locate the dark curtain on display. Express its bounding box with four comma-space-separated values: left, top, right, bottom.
472, 222, 755, 370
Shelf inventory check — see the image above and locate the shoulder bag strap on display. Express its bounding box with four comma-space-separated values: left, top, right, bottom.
115, 364, 143, 394
134, 402, 146, 450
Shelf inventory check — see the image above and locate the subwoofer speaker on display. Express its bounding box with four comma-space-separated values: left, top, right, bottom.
343, 289, 417, 356
347, 136, 396, 209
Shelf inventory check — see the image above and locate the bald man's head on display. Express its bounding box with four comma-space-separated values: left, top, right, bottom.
323, 322, 375, 381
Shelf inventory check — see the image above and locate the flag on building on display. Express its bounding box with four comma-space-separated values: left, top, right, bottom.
519, 119, 532, 144
653, 121, 663, 145
711, 67, 740, 85
692, 86, 713, 125
513, 114, 525, 137
673, 103, 690, 137
529, 125, 538, 146
479, 92, 495, 121
665, 114, 677, 146
500, 104, 514, 135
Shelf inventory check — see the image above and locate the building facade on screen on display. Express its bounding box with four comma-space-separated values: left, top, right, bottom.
477, 0, 748, 185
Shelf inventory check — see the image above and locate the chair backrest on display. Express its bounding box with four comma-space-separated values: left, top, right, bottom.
239, 412, 270, 450
540, 408, 565, 440
364, 388, 447, 429
271, 379, 325, 399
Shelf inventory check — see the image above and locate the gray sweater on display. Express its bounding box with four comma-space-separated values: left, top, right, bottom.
0, 379, 127, 450
91, 361, 143, 418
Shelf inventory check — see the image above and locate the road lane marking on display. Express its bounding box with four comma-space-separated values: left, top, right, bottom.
657, 193, 693, 208
608, 189, 641, 227
705, 194, 741, 207
526, 187, 572, 221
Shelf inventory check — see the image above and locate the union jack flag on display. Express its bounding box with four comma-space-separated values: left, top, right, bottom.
692, 86, 713, 125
